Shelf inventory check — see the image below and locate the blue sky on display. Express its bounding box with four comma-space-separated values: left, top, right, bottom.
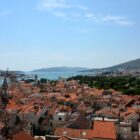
0, 0, 140, 71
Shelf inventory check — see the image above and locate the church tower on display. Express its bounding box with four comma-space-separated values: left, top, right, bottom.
0, 75, 9, 108
34, 74, 38, 86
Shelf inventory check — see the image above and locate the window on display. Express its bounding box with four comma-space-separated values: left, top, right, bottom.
50, 122, 53, 127
59, 117, 62, 121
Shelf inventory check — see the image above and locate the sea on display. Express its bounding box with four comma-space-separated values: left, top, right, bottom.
27, 71, 88, 80
0, 71, 93, 85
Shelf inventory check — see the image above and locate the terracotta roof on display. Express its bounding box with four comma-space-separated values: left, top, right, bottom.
90, 88, 103, 96
12, 131, 35, 140
55, 120, 116, 140
69, 93, 78, 101
48, 106, 57, 115
54, 128, 93, 139
6, 100, 21, 111
95, 108, 119, 118
120, 107, 137, 117
92, 121, 116, 140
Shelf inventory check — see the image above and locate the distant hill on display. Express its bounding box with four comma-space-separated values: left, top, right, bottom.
11, 71, 25, 74
0, 70, 25, 76
32, 67, 89, 72
104, 58, 140, 71
85, 58, 140, 72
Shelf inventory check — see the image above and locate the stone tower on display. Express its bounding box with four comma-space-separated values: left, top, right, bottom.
0, 75, 9, 108
34, 74, 38, 85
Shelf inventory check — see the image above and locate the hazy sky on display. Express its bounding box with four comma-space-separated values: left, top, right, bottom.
0, 0, 140, 71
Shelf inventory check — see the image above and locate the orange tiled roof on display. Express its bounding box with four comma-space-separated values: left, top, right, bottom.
55, 121, 117, 140
90, 88, 103, 96
6, 100, 21, 111
54, 128, 93, 139
120, 107, 138, 117
12, 131, 35, 140
92, 121, 116, 140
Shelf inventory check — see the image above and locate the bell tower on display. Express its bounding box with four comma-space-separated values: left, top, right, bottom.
0, 75, 9, 108
34, 74, 38, 86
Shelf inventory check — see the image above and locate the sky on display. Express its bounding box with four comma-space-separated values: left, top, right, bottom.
0, 0, 140, 71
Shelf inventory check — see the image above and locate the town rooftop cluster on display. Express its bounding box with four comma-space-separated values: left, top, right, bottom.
0, 74, 140, 140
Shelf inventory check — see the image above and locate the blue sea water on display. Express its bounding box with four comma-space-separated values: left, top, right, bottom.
28, 71, 84, 80
0, 71, 93, 85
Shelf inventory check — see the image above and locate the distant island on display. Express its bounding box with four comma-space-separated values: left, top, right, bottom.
32, 66, 89, 72
32, 58, 140, 73
0, 58, 140, 76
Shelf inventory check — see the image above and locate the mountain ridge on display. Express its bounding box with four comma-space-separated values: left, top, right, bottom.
85, 58, 140, 72
32, 66, 89, 72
